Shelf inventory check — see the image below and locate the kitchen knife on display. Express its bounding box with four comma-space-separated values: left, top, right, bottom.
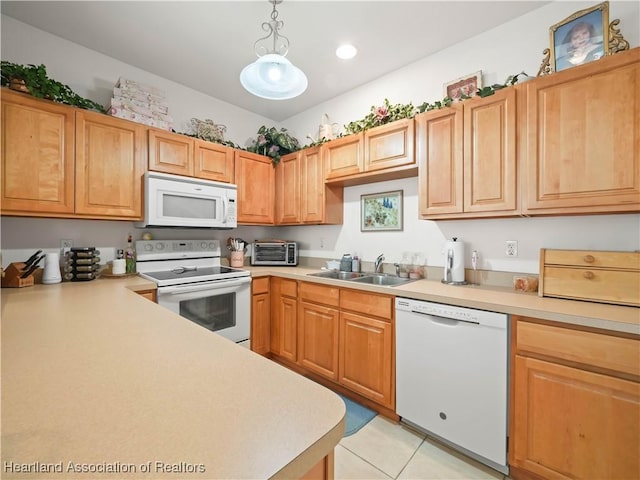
22, 250, 43, 269
20, 254, 45, 278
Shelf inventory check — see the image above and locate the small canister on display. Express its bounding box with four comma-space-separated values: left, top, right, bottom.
339, 254, 352, 272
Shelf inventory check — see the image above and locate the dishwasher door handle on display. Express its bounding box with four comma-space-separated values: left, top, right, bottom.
409, 310, 480, 326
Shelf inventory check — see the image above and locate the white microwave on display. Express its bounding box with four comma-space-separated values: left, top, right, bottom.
136, 171, 237, 229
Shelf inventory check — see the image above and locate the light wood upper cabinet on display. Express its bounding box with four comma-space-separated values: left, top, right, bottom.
463, 89, 517, 213
510, 317, 640, 480
325, 119, 417, 186
148, 128, 194, 176
364, 118, 414, 172
234, 150, 274, 225
523, 48, 640, 215
301, 146, 343, 224
275, 147, 343, 225
416, 105, 464, 216
194, 139, 234, 183
275, 151, 301, 224
1, 89, 75, 215
148, 130, 234, 183
324, 133, 364, 180
417, 88, 518, 219
75, 110, 146, 218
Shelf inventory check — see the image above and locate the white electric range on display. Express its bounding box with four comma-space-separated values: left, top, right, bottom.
136, 239, 251, 344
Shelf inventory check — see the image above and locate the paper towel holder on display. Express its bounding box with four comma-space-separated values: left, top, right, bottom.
441, 237, 468, 286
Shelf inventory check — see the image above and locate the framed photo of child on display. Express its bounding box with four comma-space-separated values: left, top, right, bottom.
550, 1, 610, 73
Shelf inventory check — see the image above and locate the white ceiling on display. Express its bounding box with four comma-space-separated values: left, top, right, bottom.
1, 1, 549, 122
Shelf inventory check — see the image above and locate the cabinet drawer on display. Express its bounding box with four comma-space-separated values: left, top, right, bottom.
542, 249, 640, 270
299, 282, 340, 307
542, 266, 640, 306
271, 277, 297, 298
340, 289, 393, 319
516, 320, 640, 377
252, 277, 269, 295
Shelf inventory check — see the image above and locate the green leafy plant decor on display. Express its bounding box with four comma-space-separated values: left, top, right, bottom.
344, 98, 417, 135
1, 61, 106, 113
247, 125, 300, 164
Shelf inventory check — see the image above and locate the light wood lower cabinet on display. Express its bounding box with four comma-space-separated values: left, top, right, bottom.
270, 277, 298, 362
251, 277, 271, 355
253, 278, 395, 410
136, 289, 157, 302
298, 282, 340, 381
510, 317, 640, 480
339, 289, 394, 409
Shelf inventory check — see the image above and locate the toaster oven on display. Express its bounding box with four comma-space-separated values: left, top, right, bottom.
251, 242, 298, 266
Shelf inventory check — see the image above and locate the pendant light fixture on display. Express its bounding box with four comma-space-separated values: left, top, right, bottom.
240, 0, 307, 100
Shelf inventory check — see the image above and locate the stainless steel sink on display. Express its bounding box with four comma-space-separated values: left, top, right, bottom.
307, 270, 369, 280
349, 274, 415, 286
307, 271, 415, 286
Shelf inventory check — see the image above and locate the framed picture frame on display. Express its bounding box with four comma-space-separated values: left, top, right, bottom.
443, 71, 482, 101
549, 1, 609, 73
361, 190, 403, 232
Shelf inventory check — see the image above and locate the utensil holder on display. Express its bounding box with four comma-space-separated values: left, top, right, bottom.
230, 251, 244, 268
1, 262, 35, 288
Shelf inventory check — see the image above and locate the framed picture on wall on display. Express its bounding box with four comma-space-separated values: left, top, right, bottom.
549, 1, 609, 73
361, 190, 403, 232
443, 71, 482, 101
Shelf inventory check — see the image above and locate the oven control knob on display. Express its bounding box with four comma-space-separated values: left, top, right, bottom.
144, 244, 153, 251
156, 243, 165, 250
201, 241, 208, 249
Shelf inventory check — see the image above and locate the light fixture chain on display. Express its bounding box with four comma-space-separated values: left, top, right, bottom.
252, 0, 290, 58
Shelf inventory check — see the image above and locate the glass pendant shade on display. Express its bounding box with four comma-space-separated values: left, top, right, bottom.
240, 53, 307, 100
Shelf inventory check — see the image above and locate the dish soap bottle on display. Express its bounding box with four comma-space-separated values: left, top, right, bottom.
124, 233, 136, 273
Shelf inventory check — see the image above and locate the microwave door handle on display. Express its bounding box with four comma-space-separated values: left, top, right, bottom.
222, 196, 228, 222
159, 277, 251, 295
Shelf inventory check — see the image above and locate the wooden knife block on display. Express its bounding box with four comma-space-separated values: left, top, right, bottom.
1, 262, 35, 288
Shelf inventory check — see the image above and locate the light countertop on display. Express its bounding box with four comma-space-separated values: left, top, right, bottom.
1, 277, 345, 479
246, 266, 640, 335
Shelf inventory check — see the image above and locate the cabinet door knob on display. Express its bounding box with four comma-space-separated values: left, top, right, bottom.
583, 255, 595, 263
583, 271, 595, 280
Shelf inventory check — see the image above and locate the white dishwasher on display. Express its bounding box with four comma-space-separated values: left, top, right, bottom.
395, 297, 509, 475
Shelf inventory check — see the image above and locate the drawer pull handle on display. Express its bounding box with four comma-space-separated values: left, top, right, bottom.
583, 271, 595, 280
583, 255, 595, 263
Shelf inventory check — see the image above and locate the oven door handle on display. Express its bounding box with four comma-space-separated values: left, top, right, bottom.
158, 277, 251, 295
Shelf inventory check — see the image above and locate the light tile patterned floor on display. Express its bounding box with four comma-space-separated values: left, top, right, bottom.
335, 416, 507, 480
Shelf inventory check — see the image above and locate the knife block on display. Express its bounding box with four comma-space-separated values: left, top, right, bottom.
1, 262, 35, 288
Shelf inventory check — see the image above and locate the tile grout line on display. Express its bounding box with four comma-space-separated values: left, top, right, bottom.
393, 437, 426, 479
337, 444, 394, 480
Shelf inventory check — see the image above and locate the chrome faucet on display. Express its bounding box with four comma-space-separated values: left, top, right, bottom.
375, 253, 385, 273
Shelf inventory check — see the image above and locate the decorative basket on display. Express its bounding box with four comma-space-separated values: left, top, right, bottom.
191, 118, 227, 143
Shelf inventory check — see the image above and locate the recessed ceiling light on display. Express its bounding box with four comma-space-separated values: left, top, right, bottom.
336, 44, 357, 60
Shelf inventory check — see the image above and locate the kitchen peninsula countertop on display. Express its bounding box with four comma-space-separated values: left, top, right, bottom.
247, 266, 640, 335
1, 277, 345, 479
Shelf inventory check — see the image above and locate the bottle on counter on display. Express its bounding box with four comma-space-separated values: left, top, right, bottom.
351, 255, 360, 273
124, 234, 136, 274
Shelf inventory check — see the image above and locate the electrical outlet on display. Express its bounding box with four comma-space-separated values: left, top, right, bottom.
60, 239, 73, 250
506, 240, 518, 257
